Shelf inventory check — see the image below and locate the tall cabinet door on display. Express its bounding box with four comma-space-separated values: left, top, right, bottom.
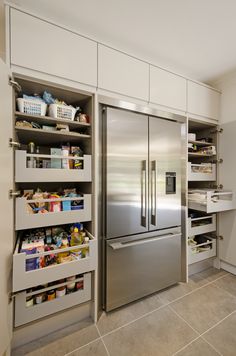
149, 117, 182, 231
105, 107, 148, 238
0, 60, 13, 355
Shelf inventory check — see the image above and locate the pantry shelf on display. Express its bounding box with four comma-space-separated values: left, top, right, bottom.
15, 111, 91, 129
188, 152, 216, 157
15, 126, 91, 145
188, 140, 212, 146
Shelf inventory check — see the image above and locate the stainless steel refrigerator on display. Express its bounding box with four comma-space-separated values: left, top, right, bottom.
102, 106, 184, 311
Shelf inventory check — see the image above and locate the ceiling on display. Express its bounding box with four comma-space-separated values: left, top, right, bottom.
10, 0, 236, 84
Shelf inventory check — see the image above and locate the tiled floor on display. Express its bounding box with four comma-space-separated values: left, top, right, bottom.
13, 268, 236, 356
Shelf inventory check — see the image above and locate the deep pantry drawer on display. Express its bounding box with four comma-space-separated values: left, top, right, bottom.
14, 273, 91, 327
188, 214, 216, 236
12, 230, 97, 292
188, 190, 235, 213
15, 194, 91, 230
188, 162, 216, 181
188, 236, 216, 265
15, 150, 92, 182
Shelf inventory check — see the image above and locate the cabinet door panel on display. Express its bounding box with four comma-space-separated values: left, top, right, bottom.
10, 9, 97, 87
188, 81, 220, 120
98, 45, 149, 101
0, 59, 13, 355
150, 66, 186, 111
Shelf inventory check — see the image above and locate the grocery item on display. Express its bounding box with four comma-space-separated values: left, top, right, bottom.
66, 276, 76, 293
50, 148, 62, 169
61, 145, 70, 169
56, 286, 66, 298
49, 194, 61, 212
71, 146, 83, 169
47, 290, 56, 301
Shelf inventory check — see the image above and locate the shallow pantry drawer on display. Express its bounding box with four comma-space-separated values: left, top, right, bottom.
188, 237, 216, 265
12, 231, 97, 292
188, 191, 235, 213
14, 273, 91, 327
98, 44, 149, 101
150, 66, 186, 111
15, 195, 91, 230
188, 162, 216, 181
10, 9, 97, 86
15, 150, 92, 182
188, 214, 216, 236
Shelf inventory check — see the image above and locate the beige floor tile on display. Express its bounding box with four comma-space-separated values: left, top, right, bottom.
171, 284, 236, 333
204, 311, 236, 356
197, 267, 228, 282
69, 340, 108, 356
25, 324, 99, 356
175, 337, 220, 356
97, 292, 163, 335
158, 273, 208, 304
102, 306, 198, 356
213, 273, 236, 297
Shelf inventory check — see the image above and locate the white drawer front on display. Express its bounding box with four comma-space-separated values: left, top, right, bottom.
188, 215, 216, 236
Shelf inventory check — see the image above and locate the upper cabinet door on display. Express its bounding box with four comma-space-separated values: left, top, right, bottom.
10, 9, 97, 87
187, 81, 220, 120
98, 45, 149, 101
0, 59, 13, 356
150, 66, 187, 111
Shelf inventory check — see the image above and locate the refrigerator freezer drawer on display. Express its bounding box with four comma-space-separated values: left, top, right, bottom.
105, 231, 181, 311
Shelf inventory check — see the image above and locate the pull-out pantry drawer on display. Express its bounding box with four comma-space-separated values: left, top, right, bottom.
15, 195, 91, 230
14, 273, 91, 327
15, 150, 92, 183
188, 214, 216, 236
188, 162, 216, 181
188, 190, 235, 213
13, 231, 97, 292
188, 236, 216, 265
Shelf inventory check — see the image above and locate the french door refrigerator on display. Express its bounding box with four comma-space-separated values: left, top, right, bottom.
102, 106, 184, 311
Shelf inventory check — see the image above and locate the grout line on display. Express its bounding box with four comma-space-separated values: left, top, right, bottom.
168, 305, 201, 336
201, 309, 236, 338
200, 336, 223, 356
64, 336, 101, 356
100, 303, 166, 338
172, 336, 201, 355
95, 324, 111, 356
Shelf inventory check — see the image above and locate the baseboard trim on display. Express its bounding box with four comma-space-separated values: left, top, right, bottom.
219, 261, 236, 275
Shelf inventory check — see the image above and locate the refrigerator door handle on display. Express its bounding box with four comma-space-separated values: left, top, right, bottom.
151, 160, 157, 226
108, 233, 181, 250
141, 160, 147, 227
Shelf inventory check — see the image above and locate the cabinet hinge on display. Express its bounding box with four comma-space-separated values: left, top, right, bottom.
211, 158, 223, 164
9, 138, 21, 148
210, 127, 223, 134
218, 235, 224, 240
9, 189, 21, 198
8, 77, 22, 92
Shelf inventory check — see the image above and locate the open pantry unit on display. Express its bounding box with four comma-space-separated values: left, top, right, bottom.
10, 75, 97, 328
187, 118, 235, 270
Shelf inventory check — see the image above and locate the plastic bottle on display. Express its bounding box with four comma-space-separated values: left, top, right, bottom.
82, 236, 89, 258
70, 227, 83, 257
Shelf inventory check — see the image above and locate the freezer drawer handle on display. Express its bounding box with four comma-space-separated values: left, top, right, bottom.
108, 233, 181, 250
151, 160, 157, 226
141, 160, 147, 227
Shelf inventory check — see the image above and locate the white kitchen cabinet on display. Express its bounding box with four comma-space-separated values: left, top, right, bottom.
98, 44, 149, 101
150, 66, 186, 111
10, 8, 97, 87
187, 81, 220, 120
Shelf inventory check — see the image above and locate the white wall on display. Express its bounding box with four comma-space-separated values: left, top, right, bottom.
0, 0, 5, 61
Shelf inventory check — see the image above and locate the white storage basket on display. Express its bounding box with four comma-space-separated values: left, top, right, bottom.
17, 98, 47, 116
49, 104, 76, 120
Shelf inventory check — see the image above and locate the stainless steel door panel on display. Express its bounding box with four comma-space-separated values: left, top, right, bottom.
105, 107, 148, 238
106, 230, 181, 311
149, 117, 182, 230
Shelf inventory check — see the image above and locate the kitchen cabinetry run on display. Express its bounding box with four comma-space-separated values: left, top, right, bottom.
98, 44, 149, 101
187, 119, 235, 268
9, 75, 97, 329
10, 8, 97, 87
150, 66, 186, 111
187, 81, 220, 120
